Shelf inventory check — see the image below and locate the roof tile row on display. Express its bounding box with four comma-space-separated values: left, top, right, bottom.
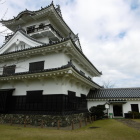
87, 88, 140, 99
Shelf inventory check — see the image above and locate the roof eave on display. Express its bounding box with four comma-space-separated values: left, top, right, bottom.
0, 3, 75, 37
69, 39, 102, 76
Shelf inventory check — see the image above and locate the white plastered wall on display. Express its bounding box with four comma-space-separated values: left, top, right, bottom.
63, 54, 93, 78
62, 79, 90, 97
88, 100, 140, 118
1, 77, 63, 96
37, 37, 49, 44
1, 76, 90, 97
0, 31, 42, 54
0, 52, 68, 74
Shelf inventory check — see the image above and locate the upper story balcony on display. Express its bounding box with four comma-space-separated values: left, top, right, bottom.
26, 23, 63, 41
4, 24, 63, 44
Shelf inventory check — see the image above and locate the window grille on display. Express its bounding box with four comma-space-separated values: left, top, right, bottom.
29, 61, 44, 72
3, 65, 16, 75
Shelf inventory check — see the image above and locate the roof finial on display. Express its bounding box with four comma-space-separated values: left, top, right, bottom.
51, 1, 54, 5
56, 4, 62, 16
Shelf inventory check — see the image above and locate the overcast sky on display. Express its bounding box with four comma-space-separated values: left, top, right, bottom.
0, 0, 140, 88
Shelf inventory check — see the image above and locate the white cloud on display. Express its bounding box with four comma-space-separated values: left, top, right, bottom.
0, 0, 140, 87
61, 0, 140, 87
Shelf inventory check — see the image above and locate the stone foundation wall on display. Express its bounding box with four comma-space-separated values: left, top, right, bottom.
0, 113, 87, 127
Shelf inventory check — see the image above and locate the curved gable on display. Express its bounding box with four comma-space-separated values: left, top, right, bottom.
0, 31, 43, 54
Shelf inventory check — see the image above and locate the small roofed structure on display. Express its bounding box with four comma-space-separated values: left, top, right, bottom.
87, 88, 140, 118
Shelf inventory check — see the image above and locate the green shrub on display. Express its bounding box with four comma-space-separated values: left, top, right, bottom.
89, 105, 105, 119
128, 111, 140, 118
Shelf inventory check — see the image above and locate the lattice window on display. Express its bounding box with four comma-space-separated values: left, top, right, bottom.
3, 65, 16, 75
29, 61, 44, 72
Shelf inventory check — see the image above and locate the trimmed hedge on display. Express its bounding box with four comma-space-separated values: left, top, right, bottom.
125, 111, 140, 119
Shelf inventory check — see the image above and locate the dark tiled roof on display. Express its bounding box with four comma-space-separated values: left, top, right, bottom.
87, 88, 140, 99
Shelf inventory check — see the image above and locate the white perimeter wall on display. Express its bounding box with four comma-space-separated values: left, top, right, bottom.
88, 100, 140, 118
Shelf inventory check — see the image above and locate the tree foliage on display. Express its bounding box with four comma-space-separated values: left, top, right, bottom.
103, 80, 115, 88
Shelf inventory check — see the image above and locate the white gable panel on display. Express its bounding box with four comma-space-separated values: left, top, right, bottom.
0, 31, 42, 54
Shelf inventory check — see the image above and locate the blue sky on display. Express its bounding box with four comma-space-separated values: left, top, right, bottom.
0, 0, 140, 88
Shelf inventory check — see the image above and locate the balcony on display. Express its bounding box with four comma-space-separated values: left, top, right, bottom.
26, 24, 63, 41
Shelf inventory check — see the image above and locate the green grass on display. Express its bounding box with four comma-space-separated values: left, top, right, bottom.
133, 119, 140, 123
0, 119, 140, 140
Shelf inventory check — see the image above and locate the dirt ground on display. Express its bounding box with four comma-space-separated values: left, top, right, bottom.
116, 119, 140, 130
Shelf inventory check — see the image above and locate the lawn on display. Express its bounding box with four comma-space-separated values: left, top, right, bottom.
133, 119, 140, 123
0, 119, 140, 140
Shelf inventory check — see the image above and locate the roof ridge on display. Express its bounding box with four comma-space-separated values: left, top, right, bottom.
87, 88, 140, 99
70, 39, 102, 75
0, 3, 53, 22
101, 87, 140, 90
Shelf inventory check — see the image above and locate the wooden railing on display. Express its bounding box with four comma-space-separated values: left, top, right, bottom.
27, 24, 63, 39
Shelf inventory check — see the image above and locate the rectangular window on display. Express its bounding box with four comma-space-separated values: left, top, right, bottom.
29, 61, 44, 72
3, 65, 16, 75
131, 104, 139, 112
26, 90, 43, 103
